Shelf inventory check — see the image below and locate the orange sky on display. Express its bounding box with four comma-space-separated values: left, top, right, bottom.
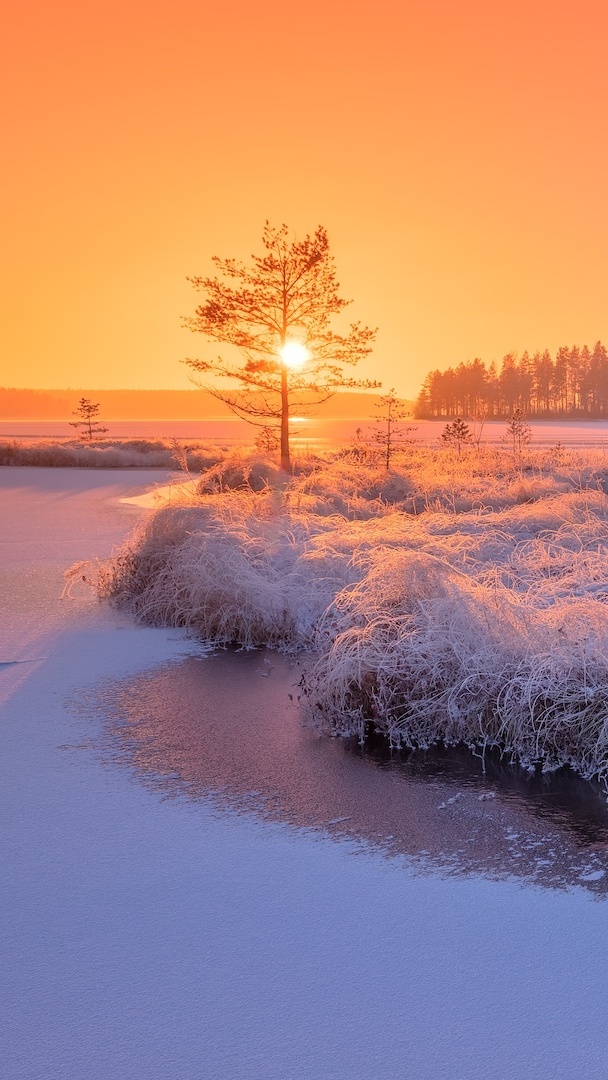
3, 0, 608, 399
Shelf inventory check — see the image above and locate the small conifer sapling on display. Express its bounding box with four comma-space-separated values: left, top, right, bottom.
441, 417, 472, 456
69, 398, 108, 441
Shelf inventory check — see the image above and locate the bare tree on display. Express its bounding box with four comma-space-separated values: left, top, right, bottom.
254, 427, 280, 454
504, 409, 532, 454
371, 389, 416, 470
469, 406, 487, 451
183, 222, 377, 472
69, 398, 108, 441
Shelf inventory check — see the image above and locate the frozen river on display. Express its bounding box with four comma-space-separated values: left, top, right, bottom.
4, 416, 608, 447
2, 468, 608, 1078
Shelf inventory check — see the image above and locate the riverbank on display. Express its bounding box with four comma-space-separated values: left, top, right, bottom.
3, 467, 608, 1078
97, 446, 608, 782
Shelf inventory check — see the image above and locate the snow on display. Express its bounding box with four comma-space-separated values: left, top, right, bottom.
5, 416, 608, 447
98, 447, 608, 779
2, 467, 608, 1079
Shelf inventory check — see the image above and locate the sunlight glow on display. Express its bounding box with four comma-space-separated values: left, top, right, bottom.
280, 341, 309, 369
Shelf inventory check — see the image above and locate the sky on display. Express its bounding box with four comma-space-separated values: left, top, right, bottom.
3, 0, 608, 399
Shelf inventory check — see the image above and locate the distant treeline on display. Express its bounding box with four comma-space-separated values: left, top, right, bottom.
414, 342, 608, 419
0, 388, 405, 422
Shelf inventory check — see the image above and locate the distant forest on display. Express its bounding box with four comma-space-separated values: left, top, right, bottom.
414, 342, 608, 419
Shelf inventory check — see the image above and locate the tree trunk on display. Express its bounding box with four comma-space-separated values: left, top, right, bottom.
280, 363, 290, 473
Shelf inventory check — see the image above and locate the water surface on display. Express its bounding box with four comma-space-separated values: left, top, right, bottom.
98, 648, 608, 895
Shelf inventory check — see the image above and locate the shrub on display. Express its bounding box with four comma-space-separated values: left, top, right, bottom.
90, 443, 608, 782
0, 437, 223, 470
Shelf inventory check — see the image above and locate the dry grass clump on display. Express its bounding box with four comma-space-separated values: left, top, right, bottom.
96, 493, 355, 647
196, 449, 286, 493
0, 437, 223, 470
95, 445, 608, 780
287, 461, 415, 518
304, 550, 608, 780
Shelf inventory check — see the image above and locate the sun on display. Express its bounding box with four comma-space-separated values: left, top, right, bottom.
280, 341, 309, 368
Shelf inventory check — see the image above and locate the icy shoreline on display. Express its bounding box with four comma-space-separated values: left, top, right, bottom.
3, 467, 608, 1078
99, 646, 608, 894
96, 447, 608, 783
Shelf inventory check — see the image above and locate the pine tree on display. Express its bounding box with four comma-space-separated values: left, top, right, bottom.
69, 398, 108, 441
183, 222, 377, 472
441, 416, 472, 455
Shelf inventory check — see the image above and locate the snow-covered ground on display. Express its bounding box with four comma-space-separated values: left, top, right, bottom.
2, 467, 608, 1079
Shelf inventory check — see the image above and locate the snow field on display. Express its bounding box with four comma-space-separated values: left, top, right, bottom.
7, 466, 608, 1080
97, 447, 608, 779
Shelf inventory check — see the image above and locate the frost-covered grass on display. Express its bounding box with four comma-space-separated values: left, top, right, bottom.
0, 437, 224, 470
95, 444, 608, 781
